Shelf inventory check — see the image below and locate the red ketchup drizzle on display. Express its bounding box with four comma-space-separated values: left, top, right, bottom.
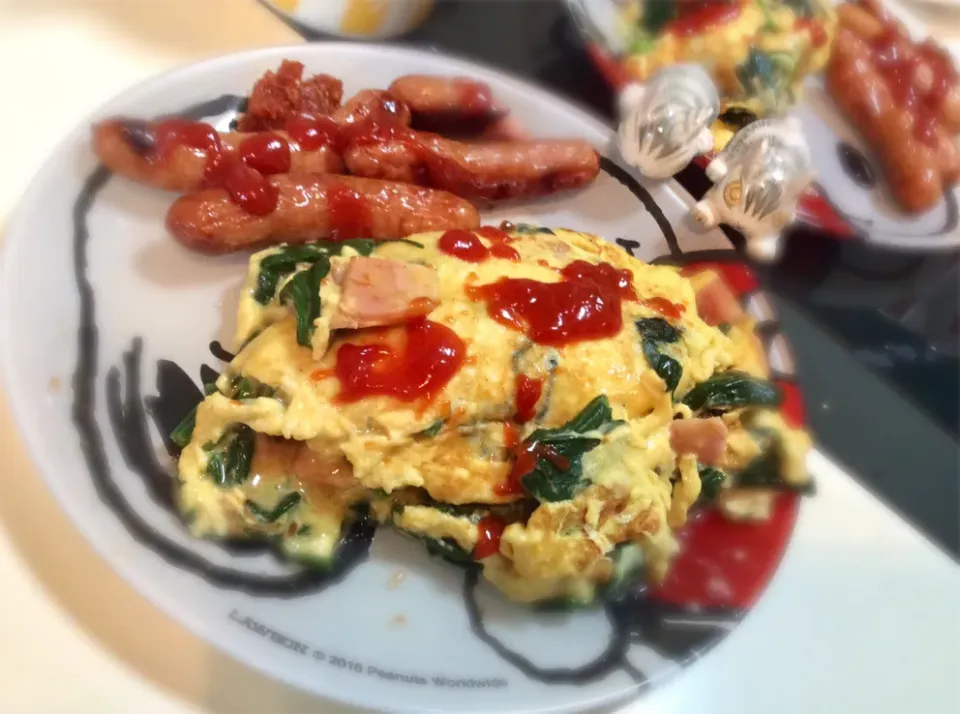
286, 115, 341, 151
326, 181, 372, 240
474, 516, 506, 559
666, 1, 742, 37
204, 155, 279, 216
333, 318, 465, 403
153, 119, 220, 158
496, 441, 570, 496
238, 133, 291, 175
641, 296, 686, 321
150, 119, 285, 214
490, 243, 521, 261
794, 17, 827, 49
339, 118, 417, 149
514, 375, 544, 423
438, 228, 521, 263
470, 260, 636, 347
438, 229, 489, 262
502, 422, 521, 450
474, 226, 512, 242
869, 29, 957, 148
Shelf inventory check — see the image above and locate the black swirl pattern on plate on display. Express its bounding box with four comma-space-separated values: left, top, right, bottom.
72, 96, 377, 596
836, 142, 875, 190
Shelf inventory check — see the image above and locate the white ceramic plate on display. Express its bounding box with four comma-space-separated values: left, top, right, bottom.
565, 0, 960, 251
0, 44, 803, 713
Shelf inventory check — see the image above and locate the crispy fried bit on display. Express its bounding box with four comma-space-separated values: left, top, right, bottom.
237, 60, 343, 131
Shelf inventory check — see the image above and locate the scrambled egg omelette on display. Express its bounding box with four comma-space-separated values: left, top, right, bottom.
618, 0, 837, 149
173, 226, 811, 605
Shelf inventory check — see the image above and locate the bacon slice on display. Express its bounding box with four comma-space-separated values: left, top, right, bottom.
691, 271, 744, 327
670, 418, 728, 466
330, 257, 439, 330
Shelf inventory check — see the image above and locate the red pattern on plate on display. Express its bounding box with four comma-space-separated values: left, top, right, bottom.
648, 260, 808, 610
775, 380, 806, 429
680, 260, 759, 295
648, 493, 800, 609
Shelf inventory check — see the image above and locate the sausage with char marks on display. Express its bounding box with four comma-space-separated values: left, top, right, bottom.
388, 75, 505, 134
92, 119, 343, 192
344, 136, 600, 202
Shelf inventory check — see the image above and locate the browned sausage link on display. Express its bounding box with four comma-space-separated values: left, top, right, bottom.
332, 89, 412, 126
388, 75, 506, 134
827, 29, 942, 212
934, 125, 960, 185
92, 119, 344, 192
165, 175, 481, 253
344, 137, 600, 202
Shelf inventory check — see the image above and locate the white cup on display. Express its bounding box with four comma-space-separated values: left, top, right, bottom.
267, 0, 436, 39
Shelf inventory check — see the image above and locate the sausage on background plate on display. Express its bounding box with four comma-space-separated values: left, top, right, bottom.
166, 175, 481, 253
827, 28, 943, 212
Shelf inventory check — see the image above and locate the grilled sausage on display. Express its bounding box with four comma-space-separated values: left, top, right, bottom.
92, 119, 343, 192
388, 75, 506, 134
827, 29, 943, 212
166, 175, 480, 253
332, 89, 412, 126
344, 136, 600, 202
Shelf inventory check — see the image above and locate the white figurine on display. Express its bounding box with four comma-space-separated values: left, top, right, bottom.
691, 116, 815, 262
617, 64, 720, 179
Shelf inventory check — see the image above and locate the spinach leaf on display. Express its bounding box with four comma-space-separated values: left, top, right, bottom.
604, 543, 646, 600
637, 317, 683, 394
640, 0, 675, 34
169, 382, 218, 448
697, 465, 727, 502
425, 537, 474, 567
735, 445, 815, 495
246, 492, 302, 523
170, 410, 198, 449
643, 341, 682, 394
680, 371, 782, 413
559, 394, 622, 435
781, 0, 815, 18
279, 258, 328, 347
520, 396, 622, 503
254, 244, 329, 304
417, 419, 445, 438
221, 374, 276, 400
512, 223, 555, 236
204, 424, 255, 487
628, 34, 658, 55
737, 47, 776, 96
253, 238, 422, 305
737, 47, 796, 104
636, 317, 680, 344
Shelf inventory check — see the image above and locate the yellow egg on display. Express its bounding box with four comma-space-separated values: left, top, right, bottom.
175, 227, 810, 601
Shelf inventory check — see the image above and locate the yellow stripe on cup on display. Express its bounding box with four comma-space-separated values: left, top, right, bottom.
340, 0, 388, 35
271, 0, 301, 12
410, 0, 435, 27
